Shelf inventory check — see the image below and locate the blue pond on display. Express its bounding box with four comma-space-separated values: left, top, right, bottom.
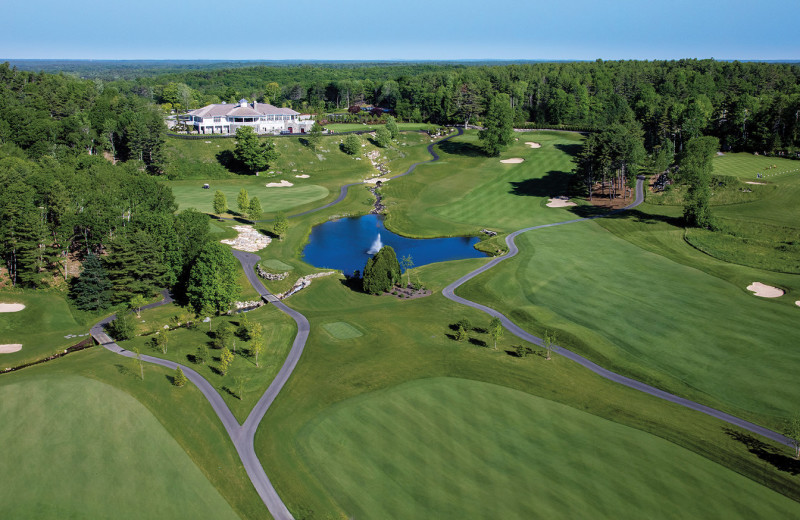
303, 214, 485, 276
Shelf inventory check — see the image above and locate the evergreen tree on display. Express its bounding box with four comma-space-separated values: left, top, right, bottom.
385, 115, 399, 139
681, 136, 719, 229
362, 245, 401, 294
479, 93, 514, 156
213, 190, 227, 214
273, 212, 288, 240
105, 231, 168, 304
186, 242, 240, 313
308, 120, 323, 150
173, 367, 187, 387
71, 253, 112, 311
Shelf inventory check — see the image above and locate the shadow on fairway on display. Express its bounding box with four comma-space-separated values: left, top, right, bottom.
554, 143, 583, 157
509, 170, 572, 198
438, 139, 485, 157
215, 150, 250, 175
724, 428, 800, 475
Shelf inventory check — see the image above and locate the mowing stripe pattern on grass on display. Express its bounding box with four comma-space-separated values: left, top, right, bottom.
322, 322, 363, 340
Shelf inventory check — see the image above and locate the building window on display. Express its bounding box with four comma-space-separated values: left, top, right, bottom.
213, 117, 221, 123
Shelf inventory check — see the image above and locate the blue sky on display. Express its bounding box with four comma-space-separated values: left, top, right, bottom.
2, 0, 798, 60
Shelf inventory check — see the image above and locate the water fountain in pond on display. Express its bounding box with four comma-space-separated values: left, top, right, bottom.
367, 233, 383, 254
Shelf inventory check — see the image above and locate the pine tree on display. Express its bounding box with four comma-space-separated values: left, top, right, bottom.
362, 245, 401, 294
173, 367, 187, 387
385, 116, 399, 139
248, 197, 262, 222
71, 253, 112, 311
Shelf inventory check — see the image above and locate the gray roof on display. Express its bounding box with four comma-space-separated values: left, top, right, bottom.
189, 102, 299, 118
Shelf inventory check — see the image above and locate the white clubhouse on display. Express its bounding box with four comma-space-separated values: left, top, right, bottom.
185, 99, 313, 135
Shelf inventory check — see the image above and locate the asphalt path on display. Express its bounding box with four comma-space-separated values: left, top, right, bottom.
442, 177, 794, 448
91, 134, 793, 520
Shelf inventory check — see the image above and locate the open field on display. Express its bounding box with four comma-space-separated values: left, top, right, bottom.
382, 131, 586, 237
299, 377, 800, 520
0, 291, 89, 369
0, 374, 240, 520
323, 122, 437, 133
255, 265, 800, 517
171, 180, 329, 215
0, 347, 268, 519
119, 303, 297, 422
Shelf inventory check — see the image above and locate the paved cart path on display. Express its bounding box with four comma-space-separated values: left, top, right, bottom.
92, 132, 793, 520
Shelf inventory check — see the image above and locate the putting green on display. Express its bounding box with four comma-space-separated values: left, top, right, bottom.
0, 375, 239, 520
260, 259, 295, 271
170, 180, 329, 214
322, 321, 363, 340
299, 377, 800, 519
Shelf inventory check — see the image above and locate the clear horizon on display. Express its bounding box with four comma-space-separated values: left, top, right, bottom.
2, 0, 798, 61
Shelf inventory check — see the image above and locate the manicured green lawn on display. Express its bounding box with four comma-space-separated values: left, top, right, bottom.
0, 374, 240, 520
0, 348, 267, 519
256, 270, 800, 518
299, 377, 800, 520
321, 321, 362, 340
0, 290, 88, 369
324, 122, 437, 132
120, 304, 297, 422
713, 152, 800, 180
382, 130, 585, 237
170, 179, 329, 215
459, 218, 800, 427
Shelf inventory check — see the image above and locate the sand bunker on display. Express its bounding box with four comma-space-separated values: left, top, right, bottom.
525, 142, 541, 148
266, 180, 294, 187
0, 344, 22, 353
500, 158, 524, 164
795, 301, 800, 307
747, 282, 784, 298
745, 181, 766, 185
295, 174, 310, 178
221, 225, 272, 252
0, 303, 25, 312
546, 196, 577, 208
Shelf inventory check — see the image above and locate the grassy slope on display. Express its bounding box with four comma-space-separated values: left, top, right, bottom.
382, 131, 584, 237
0, 347, 268, 520
256, 266, 800, 518
0, 374, 240, 520
0, 291, 88, 369
299, 377, 800, 520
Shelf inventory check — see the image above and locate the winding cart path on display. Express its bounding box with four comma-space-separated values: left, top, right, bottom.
91, 130, 792, 520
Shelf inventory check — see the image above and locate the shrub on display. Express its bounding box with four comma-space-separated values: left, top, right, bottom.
342, 134, 362, 155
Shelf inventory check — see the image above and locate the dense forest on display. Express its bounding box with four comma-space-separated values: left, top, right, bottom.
1, 59, 799, 302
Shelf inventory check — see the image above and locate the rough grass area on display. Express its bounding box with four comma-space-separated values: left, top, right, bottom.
322, 321, 363, 340
0, 372, 242, 520
298, 377, 800, 520
0, 291, 87, 369
382, 131, 585, 237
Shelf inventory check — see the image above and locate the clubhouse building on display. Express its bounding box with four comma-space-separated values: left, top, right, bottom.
184, 99, 313, 135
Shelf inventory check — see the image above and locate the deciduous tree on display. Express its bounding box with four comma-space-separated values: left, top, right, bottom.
213, 190, 227, 215
186, 242, 240, 313
681, 135, 719, 229
234, 126, 278, 173
489, 317, 504, 350
479, 93, 513, 156
237, 188, 249, 215
219, 346, 233, 375
273, 212, 288, 240
248, 197, 262, 222
342, 134, 361, 155
374, 126, 391, 148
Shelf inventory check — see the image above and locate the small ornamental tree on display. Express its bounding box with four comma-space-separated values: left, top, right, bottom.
362, 245, 401, 294
375, 126, 392, 148
342, 134, 361, 155
544, 330, 558, 360
273, 212, 289, 240
248, 197, 262, 222
129, 294, 146, 318
784, 415, 800, 460
489, 317, 504, 350
215, 321, 234, 349
219, 347, 234, 375
348, 105, 361, 114
213, 190, 227, 215
173, 367, 187, 387
237, 188, 249, 215
385, 116, 399, 139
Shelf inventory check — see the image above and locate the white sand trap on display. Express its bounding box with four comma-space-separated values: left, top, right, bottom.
745, 181, 766, 185
0, 344, 22, 353
546, 196, 577, 208
0, 303, 25, 312
525, 142, 541, 148
295, 174, 310, 178
796, 301, 800, 307
500, 158, 524, 164
747, 282, 784, 298
265, 180, 294, 187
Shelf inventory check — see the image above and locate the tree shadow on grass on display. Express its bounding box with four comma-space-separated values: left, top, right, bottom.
215, 150, 249, 175
509, 170, 573, 198
438, 139, 485, 157
554, 143, 583, 157
724, 428, 800, 475
468, 337, 488, 348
